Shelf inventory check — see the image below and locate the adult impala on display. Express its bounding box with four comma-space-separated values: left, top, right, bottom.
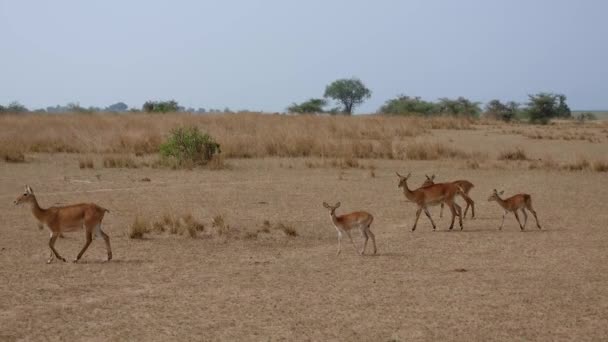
488, 189, 541, 230
396, 172, 464, 231
422, 174, 475, 218
322, 202, 376, 256
14, 185, 112, 263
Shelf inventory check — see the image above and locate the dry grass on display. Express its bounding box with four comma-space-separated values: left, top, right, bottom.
403, 142, 475, 160
0, 146, 26, 163
129, 213, 205, 239
498, 147, 528, 161
593, 160, 608, 172
78, 158, 94, 169
128, 216, 150, 239
103, 155, 139, 169
0, 113, 476, 160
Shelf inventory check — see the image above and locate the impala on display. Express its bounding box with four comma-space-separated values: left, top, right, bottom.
396, 172, 464, 231
422, 174, 475, 218
14, 185, 112, 263
322, 202, 376, 256
487, 189, 541, 230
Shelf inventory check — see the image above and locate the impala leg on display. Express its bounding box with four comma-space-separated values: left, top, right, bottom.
74, 229, 93, 263
499, 210, 506, 230
521, 209, 528, 228
530, 209, 541, 229
439, 203, 444, 218
454, 203, 464, 230
423, 207, 437, 230
446, 201, 457, 230
513, 211, 524, 231
99, 226, 112, 261
336, 232, 342, 256
48, 232, 65, 263
525, 202, 542, 229
360, 228, 369, 255
412, 208, 423, 231
346, 231, 361, 255
366, 226, 377, 254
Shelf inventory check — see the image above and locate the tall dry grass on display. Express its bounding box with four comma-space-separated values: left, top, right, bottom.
0, 113, 475, 160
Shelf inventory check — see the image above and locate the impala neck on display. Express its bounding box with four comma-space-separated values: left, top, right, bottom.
402, 179, 415, 200
494, 196, 509, 210
29, 196, 47, 223
329, 211, 339, 225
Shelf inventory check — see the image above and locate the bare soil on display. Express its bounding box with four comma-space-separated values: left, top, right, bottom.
1, 125, 607, 341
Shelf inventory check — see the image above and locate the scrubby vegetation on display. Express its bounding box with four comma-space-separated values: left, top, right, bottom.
159, 126, 221, 167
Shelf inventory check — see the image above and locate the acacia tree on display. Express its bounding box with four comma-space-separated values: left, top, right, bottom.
526, 93, 571, 124
324, 78, 371, 115
484, 99, 519, 122
287, 98, 327, 114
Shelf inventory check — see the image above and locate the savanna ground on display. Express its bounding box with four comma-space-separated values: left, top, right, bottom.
1, 114, 608, 341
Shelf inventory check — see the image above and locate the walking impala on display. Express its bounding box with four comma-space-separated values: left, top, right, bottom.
322, 202, 376, 256
422, 174, 475, 218
488, 189, 541, 230
14, 185, 112, 263
396, 172, 465, 231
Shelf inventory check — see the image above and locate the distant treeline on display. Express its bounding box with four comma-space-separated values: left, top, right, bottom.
0, 76, 598, 124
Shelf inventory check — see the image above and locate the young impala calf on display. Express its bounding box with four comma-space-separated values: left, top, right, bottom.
14, 185, 112, 263
487, 189, 541, 230
422, 174, 475, 218
322, 202, 376, 256
396, 172, 464, 231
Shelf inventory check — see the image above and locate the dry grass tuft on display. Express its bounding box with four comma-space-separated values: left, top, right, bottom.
78, 158, 94, 169
593, 160, 608, 172
128, 216, 150, 239
1, 147, 26, 163
404, 142, 471, 160
274, 222, 298, 237
498, 147, 528, 161
103, 155, 139, 168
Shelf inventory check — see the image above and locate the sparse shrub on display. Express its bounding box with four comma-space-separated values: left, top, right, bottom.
159, 126, 221, 167
498, 148, 528, 161
129, 217, 150, 239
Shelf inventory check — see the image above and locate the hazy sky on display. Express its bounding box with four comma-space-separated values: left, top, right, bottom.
1, 0, 607, 112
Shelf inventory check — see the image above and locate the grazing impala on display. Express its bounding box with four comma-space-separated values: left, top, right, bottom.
14, 185, 112, 263
396, 172, 464, 231
322, 202, 376, 256
422, 174, 475, 218
487, 189, 541, 230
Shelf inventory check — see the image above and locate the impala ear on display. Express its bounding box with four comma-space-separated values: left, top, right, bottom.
322, 202, 330, 209
396, 172, 403, 178
25, 185, 33, 194
493, 189, 497, 194
499, 190, 504, 195
334, 202, 341, 209
431, 174, 435, 180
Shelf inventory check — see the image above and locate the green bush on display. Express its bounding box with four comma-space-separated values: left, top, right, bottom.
159, 126, 221, 166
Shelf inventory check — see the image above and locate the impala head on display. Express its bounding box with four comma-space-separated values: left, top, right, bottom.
395, 172, 411, 188
487, 189, 504, 202
322, 201, 341, 215
14, 185, 35, 206
422, 174, 435, 187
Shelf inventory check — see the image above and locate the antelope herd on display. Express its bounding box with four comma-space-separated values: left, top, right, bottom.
14, 172, 542, 261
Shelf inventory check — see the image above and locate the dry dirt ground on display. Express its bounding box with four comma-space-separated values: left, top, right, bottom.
1, 128, 608, 341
